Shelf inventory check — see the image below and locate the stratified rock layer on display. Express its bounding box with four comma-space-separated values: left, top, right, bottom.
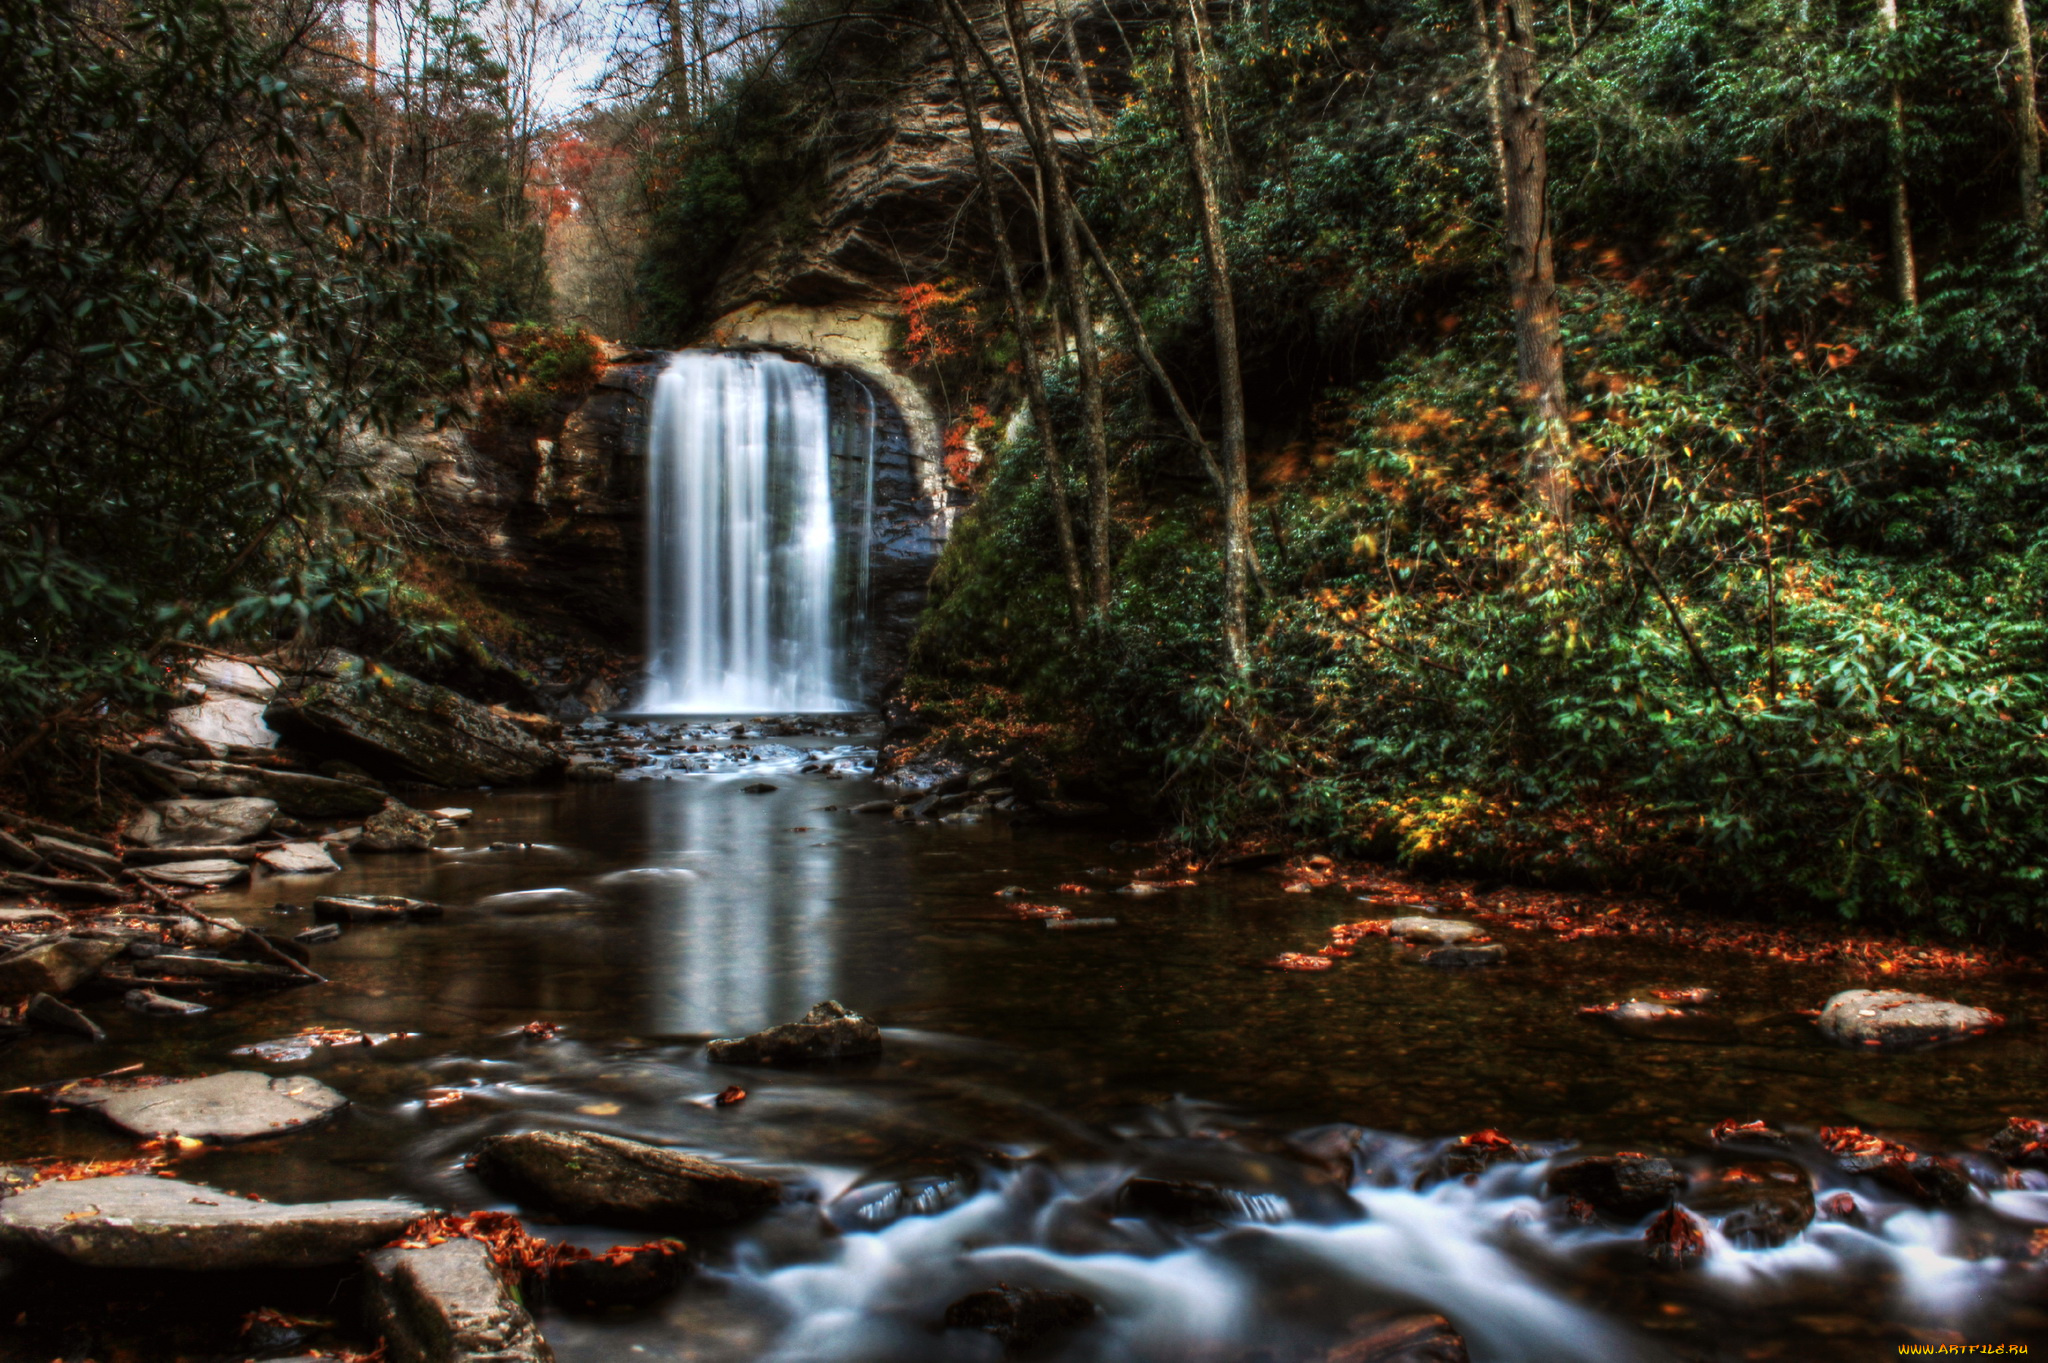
471, 1130, 781, 1230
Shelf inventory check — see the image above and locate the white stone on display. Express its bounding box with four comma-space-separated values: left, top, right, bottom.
132, 859, 249, 887
188, 657, 281, 700
1387, 917, 1484, 944
257, 842, 341, 875
127, 796, 277, 847
165, 695, 279, 752
54, 1070, 349, 1142
1817, 989, 2002, 1049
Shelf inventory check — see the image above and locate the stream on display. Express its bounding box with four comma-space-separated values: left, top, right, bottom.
6, 722, 2048, 1361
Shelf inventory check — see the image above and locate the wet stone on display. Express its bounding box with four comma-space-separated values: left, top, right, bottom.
365, 1236, 554, 1363
1325, 1311, 1471, 1363
0, 1174, 420, 1269
1681, 1161, 1815, 1247
1582, 1001, 1741, 1044
257, 841, 342, 875
24, 992, 103, 1042
943, 1285, 1095, 1349
1818, 989, 2003, 1050
126, 796, 277, 847
133, 858, 249, 887
359, 802, 440, 852
53, 1070, 349, 1143
1386, 917, 1483, 944
124, 988, 209, 1017
1547, 1154, 1684, 1223
472, 1129, 782, 1230
547, 1240, 688, 1312
707, 999, 882, 1065
1989, 1117, 2048, 1169
295, 924, 343, 945
0, 936, 124, 999
1420, 943, 1507, 967
1417, 1130, 1534, 1187
827, 1165, 979, 1232
313, 894, 441, 923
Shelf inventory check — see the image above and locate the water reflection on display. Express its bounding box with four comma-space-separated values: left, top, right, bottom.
645, 776, 844, 1037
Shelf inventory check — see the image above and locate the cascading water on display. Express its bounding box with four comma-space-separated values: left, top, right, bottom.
641, 349, 867, 713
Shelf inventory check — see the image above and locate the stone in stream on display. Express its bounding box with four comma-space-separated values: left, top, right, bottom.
706, 999, 882, 1065
476, 887, 595, 914
256, 841, 342, 874
1989, 1117, 2048, 1169
1546, 1154, 1684, 1223
1045, 916, 1118, 931
166, 694, 281, 752
123, 988, 209, 1017
24, 992, 103, 1042
432, 807, 474, 822
1819, 1126, 1975, 1208
0, 1174, 421, 1269
1416, 1130, 1535, 1187
365, 1237, 555, 1363
360, 801, 441, 852
125, 796, 278, 847
52, 1070, 349, 1143
1420, 943, 1507, 967
133, 858, 250, 887
1817, 989, 2003, 1049
471, 1130, 782, 1230
1324, 1312, 1471, 1363
265, 648, 566, 787
943, 1285, 1096, 1349
0, 936, 125, 999
1580, 1001, 1741, 1044
1386, 917, 1484, 944
314, 894, 442, 923
740, 781, 778, 794
850, 800, 896, 814
1680, 1160, 1815, 1248
546, 1240, 689, 1312
133, 954, 307, 988
295, 923, 344, 944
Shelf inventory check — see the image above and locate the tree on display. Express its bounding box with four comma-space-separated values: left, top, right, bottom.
2012, 0, 2041, 227
1879, 0, 1918, 305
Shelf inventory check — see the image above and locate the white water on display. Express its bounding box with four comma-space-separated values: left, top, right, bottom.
641, 350, 857, 713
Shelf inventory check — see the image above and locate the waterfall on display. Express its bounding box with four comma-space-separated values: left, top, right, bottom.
640, 350, 866, 713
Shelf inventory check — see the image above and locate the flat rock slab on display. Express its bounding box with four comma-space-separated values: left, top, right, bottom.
54, 1070, 349, 1143
1818, 989, 2003, 1049
0, 1174, 420, 1270
707, 999, 882, 1065
1421, 943, 1507, 967
313, 894, 442, 923
167, 695, 280, 752
127, 797, 278, 848
133, 858, 250, 887
365, 1237, 554, 1363
472, 1129, 781, 1230
0, 936, 124, 999
1387, 917, 1483, 944
258, 842, 342, 875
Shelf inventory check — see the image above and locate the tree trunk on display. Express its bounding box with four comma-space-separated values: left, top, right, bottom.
1482, 0, 1572, 521
2013, 0, 2041, 227
994, 0, 1115, 613
1053, 0, 1101, 138
1167, 1, 1251, 670
366, 0, 378, 94
1879, 0, 1918, 306
664, 0, 693, 119
940, 6, 1088, 626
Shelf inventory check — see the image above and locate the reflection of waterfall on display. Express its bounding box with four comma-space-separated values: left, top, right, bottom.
641, 350, 867, 713
645, 785, 840, 1036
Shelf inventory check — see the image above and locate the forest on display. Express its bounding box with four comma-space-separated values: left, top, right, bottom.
5, 3, 2048, 1359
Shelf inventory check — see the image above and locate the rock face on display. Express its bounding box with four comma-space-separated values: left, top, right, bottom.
0, 1174, 420, 1269
471, 1130, 781, 1229
265, 651, 565, 787
0, 936, 124, 999
126, 796, 277, 847
707, 999, 883, 1065
365, 1237, 555, 1363
54, 1071, 349, 1143
1547, 1155, 1684, 1222
1817, 989, 2003, 1049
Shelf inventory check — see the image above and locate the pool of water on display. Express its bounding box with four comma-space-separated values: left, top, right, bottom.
5, 730, 2047, 1360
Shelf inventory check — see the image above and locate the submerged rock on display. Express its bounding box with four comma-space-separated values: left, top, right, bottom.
0, 1174, 419, 1269
547, 1239, 689, 1312
1817, 989, 2002, 1049
312, 894, 442, 923
1547, 1154, 1683, 1222
258, 841, 342, 874
1417, 1130, 1534, 1187
706, 999, 882, 1065
943, 1285, 1095, 1349
365, 1237, 554, 1363
1580, 1001, 1741, 1044
1325, 1311, 1470, 1363
53, 1070, 348, 1143
826, 1163, 979, 1231
1681, 1160, 1815, 1248
1386, 917, 1483, 944
360, 802, 440, 852
266, 649, 566, 787
126, 796, 277, 847
476, 887, 595, 914
1420, 943, 1507, 967
0, 936, 124, 999
471, 1129, 781, 1230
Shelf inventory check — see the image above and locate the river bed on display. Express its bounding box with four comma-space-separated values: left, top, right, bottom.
5, 726, 2047, 1361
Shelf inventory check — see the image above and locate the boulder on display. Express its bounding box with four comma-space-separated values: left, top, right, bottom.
188, 657, 281, 699
1817, 989, 2003, 1050
1325, 1312, 1470, 1363
52, 1070, 348, 1143
1387, 918, 1483, 944
1420, 943, 1507, 967
125, 797, 277, 847
364, 1237, 554, 1363
706, 999, 882, 1065
0, 937, 124, 999
1989, 1117, 2048, 1169
265, 650, 565, 787
258, 842, 342, 875
0, 1174, 419, 1269
132, 858, 249, 887
166, 695, 279, 752
1417, 1130, 1534, 1187
25, 992, 104, 1041
1680, 1160, 1814, 1248
360, 802, 440, 852
1547, 1154, 1683, 1222
1819, 1126, 1975, 1208
547, 1240, 688, 1312
471, 1130, 781, 1230
943, 1285, 1095, 1349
